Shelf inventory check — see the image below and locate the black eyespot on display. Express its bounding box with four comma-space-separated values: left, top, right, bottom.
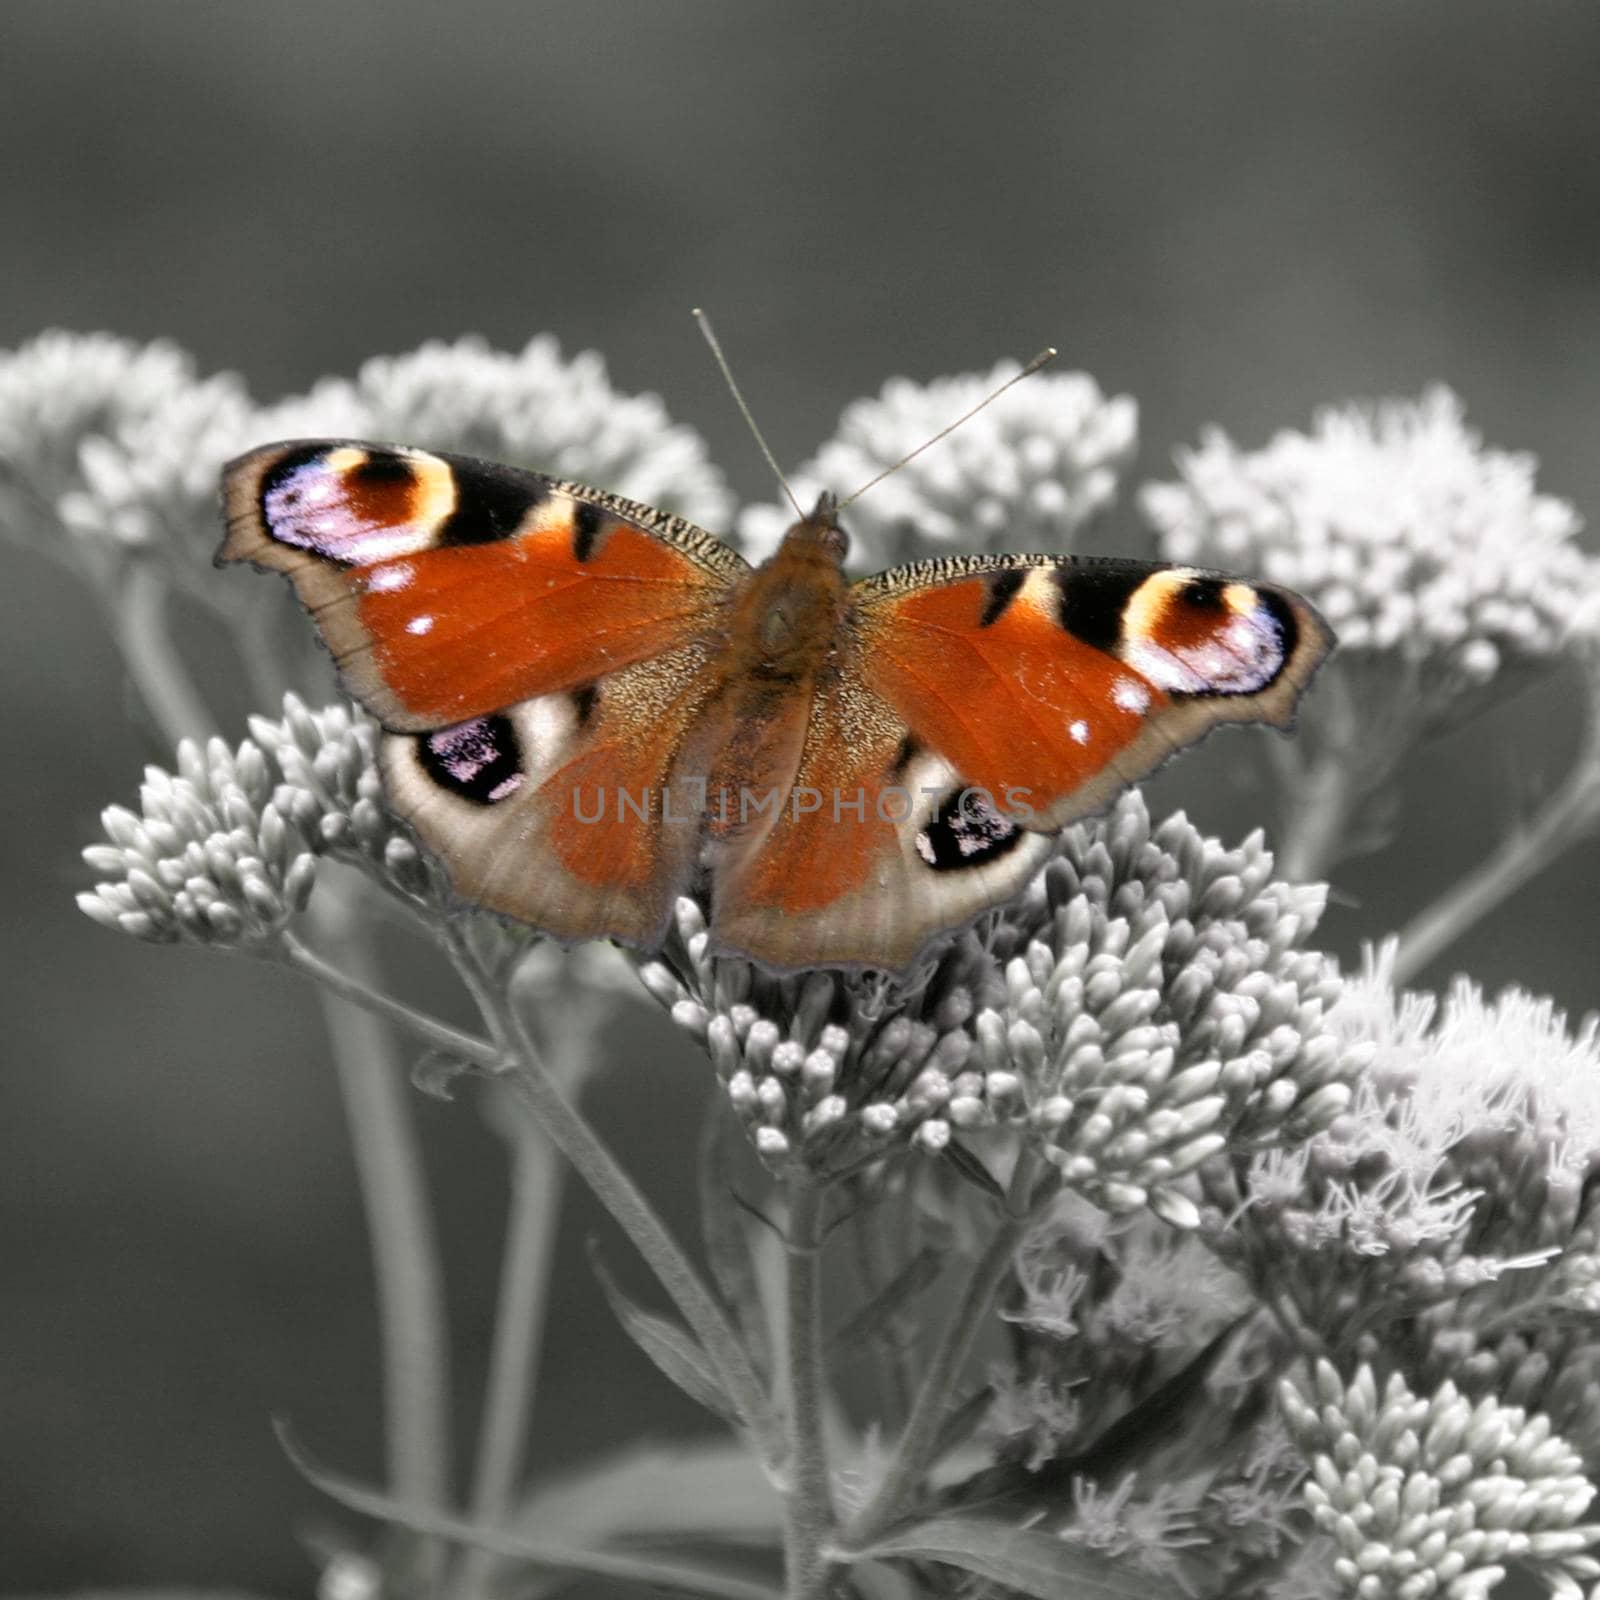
915, 787, 1024, 872
418, 714, 525, 804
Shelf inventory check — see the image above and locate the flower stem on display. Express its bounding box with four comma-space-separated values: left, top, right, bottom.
1393, 737, 1600, 986
1275, 741, 1360, 885
114, 566, 218, 743
781, 1177, 835, 1600
278, 932, 499, 1067
306, 895, 454, 1582
842, 1148, 1041, 1551
106, 559, 456, 1578
455, 1081, 566, 1600
445, 933, 787, 1475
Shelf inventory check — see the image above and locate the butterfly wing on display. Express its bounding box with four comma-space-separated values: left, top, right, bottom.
709, 554, 1329, 971
221, 440, 746, 945
380, 644, 722, 947
219, 440, 746, 731
705, 655, 1056, 970
855, 554, 1330, 832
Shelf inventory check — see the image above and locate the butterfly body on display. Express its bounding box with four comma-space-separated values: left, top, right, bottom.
220, 440, 1330, 972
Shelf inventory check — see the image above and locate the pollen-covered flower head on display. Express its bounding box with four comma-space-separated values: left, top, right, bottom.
973, 791, 1357, 1224
1280, 1360, 1600, 1600
296, 335, 732, 529
736, 362, 1137, 567
1142, 389, 1598, 710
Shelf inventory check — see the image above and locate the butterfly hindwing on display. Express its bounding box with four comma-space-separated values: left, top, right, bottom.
381, 642, 722, 948
219, 441, 746, 732
706, 651, 1055, 969
854, 554, 1330, 835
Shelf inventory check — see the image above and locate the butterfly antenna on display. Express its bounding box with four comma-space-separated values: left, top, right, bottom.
693, 308, 803, 519
837, 346, 1058, 512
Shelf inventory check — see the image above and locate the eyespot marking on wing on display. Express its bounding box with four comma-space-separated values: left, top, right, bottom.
418, 714, 526, 805
260, 445, 456, 565
1119, 569, 1300, 697
915, 786, 1027, 871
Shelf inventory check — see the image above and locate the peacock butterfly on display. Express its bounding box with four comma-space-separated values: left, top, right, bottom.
217, 439, 1330, 971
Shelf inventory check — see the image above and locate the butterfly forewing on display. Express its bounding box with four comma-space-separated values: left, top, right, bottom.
854, 553, 1330, 836
219, 441, 745, 731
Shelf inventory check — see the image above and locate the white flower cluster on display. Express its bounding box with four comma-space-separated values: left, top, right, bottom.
78, 731, 317, 947
736, 362, 1136, 567
636, 900, 998, 1171
1281, 1360, 1600, 1600
975, 793, 1356, 1224
1238, 952, 1600, 1309
0, 332, 247, 579
77, 696, 431, 947
0, 329, 733, 593
641, 792, 1356, 1194
293, 335, 732, 528
1142, 389, 1599, 691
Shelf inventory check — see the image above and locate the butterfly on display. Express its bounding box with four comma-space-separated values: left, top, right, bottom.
218, 440, 1330, 972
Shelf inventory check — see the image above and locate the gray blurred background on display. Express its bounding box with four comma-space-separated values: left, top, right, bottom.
4, 1, 1598, 1590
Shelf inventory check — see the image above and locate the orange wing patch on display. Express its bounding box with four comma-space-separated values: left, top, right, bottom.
857, 557, 1330, 834
218, 441, 743, 732
859, 566, 1160, 812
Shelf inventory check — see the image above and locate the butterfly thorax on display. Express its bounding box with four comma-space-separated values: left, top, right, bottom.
723, 507, 852, 683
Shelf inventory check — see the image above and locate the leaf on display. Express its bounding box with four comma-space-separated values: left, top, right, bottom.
698, 1094, 773, 1376
587, 1240, 739, 1423
942, 1140, 1007, 1204
861, 1515, 1181, 1600
827, 1244, 945, 1355
277, 1422, 782, 1600
514, 1438, 782, 1546
1062, 1314, 1247, 1482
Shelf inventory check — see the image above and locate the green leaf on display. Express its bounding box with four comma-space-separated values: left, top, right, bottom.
860, 1515, 1180, 1600
698, 1094, 773, 1376
277, 1422, 782, 1600
588, 1240, 739, 1423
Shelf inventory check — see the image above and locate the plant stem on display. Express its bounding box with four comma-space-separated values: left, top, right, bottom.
782, 1178, 834, 1600
308, 895, 454, 1578
842, 1149, 1040, 1552
445, 933, 787, 1476
114, 566, 219, 743
455, 1082, 566, 1600
1275, 742, 1360, 885
279, 933, 500, 1066
1393, 740, 1600, 986
107, 559, 456, 1573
